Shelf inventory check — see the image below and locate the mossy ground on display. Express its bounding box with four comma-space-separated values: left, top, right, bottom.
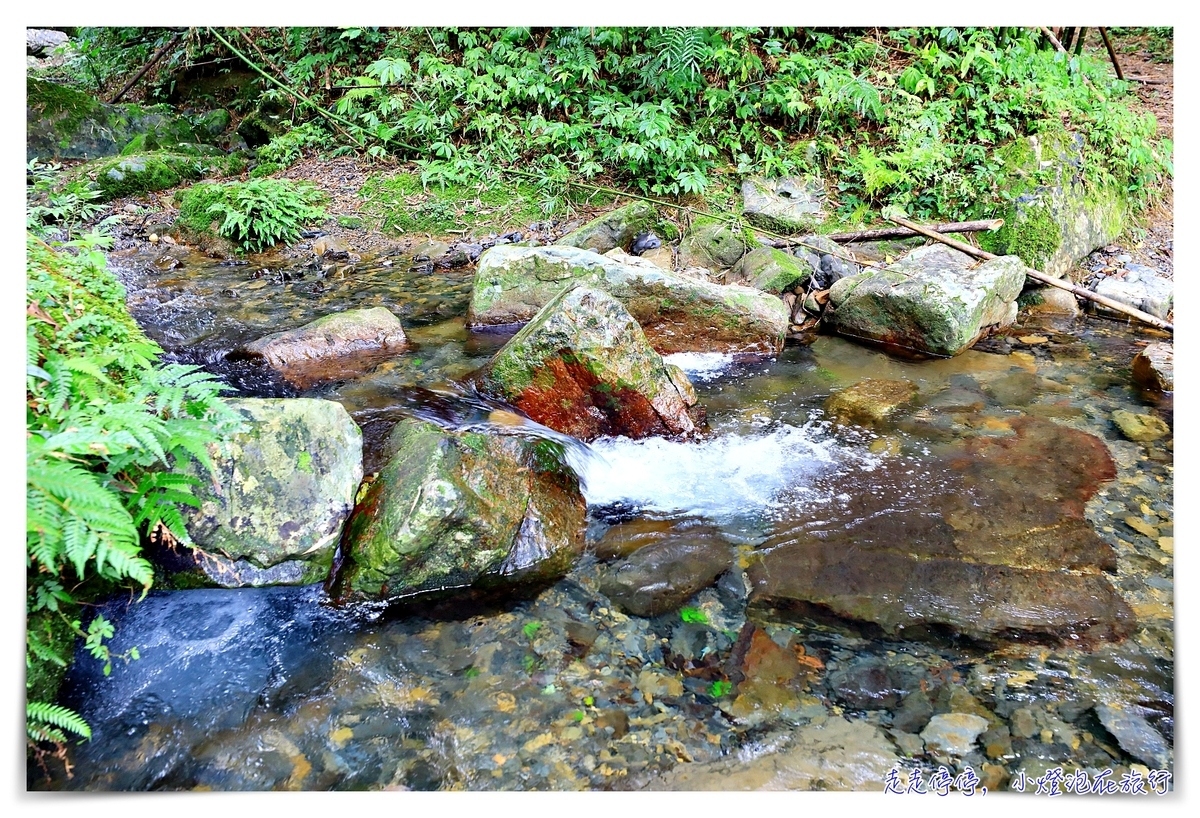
359, 172, 551, 237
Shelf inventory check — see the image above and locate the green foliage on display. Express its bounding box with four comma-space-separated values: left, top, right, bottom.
680, 606, 708, 624
359, 171, 546, 235
26, 159, 109, 241
257, 121, 333, 166
707, 680, 733, 697
522, 621, 543, 639
26, 234, 243, 753
176, 178, 326, 253
27, 702, 91, 744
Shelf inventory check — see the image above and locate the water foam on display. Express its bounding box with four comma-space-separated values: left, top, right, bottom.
662, 351, 737, 382
580, 423, 867, 522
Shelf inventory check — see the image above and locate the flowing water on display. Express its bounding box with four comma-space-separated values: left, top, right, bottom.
32, 245, 1174, 792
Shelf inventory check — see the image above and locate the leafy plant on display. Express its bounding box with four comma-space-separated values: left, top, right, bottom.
680, 606, 708, 624
26, 159, 110, 241
26, 233, 243, 761
177, 178, 326, 253
708, 680, 733, 697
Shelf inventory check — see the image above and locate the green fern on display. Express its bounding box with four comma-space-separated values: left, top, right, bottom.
27, 702, 91, 743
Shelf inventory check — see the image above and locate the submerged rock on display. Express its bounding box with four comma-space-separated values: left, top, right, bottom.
726, 246, 811, 294
467, 244, 788, 355
233, 307, 409, 389
474, 286, 700, 441
824, 378, 917, 426
747, 417, 1132, 644
1111, 409, 1170, 442
921, 714, 990, 756
1094, 705, 1172, 769
824, 244, 1025, 357
175, 398, 363, 587
331, 418, 586, 605
1132, 342, 1174, 392
597, 525, 734, 616
741, 176, 828, 234
556, 200, 660, 254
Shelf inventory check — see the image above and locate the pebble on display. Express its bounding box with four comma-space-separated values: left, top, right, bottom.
920, 714, 990, 756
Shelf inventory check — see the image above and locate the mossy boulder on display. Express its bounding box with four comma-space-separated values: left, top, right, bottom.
677, 219, 750, 270
556, 200, 661, 254
175, 398, 364, 588
727, 247, 811, 294
741, 175, 828, 234
475, 286, 700, 441
232, 307, 409, 389
330, 418, 587, 605
824, 244, 1025, 357
72, 151, 207, 201
468, 245, 788, 355
978, 129, 1128, 279
26, 77, 202, 162
1111, 409, 1169, 442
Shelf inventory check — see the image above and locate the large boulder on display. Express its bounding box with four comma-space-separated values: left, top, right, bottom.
741, 176, 828, 234
173, 398, 364, 587
677, 219, 749, 270
727, 247, 811, 294
27, 78, 203, 162
232, 307, 409, 389
556, 200, 661, 254
474, 286, 699, 441
824, 244, 1025, 357
330, 418, 586, 605
978, 129, 1128, 279
467, 245, 788, 355
747, 417, 1133, 645
75, 151, 208, 201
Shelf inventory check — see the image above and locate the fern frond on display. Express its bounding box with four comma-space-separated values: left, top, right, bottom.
27, 701, 91, 741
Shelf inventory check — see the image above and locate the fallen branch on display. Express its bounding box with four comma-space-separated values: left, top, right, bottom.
885, 215, 1172, 332
1098, 27, 1125, 80
109, 30, 183, 104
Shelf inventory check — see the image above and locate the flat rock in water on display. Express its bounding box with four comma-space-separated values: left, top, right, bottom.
467, 244, 787, 355
177, 398, 363, 587
646, 717, 900, 790
741, 176, 828, 234
597, 527, 734, 616
474, 286, 699, 441
1111, 409, 1170, 442
824, 378, 917, 426
1132, 342, 1173, 392
234, 306, 409, 388
824, 244, 1025, 357
920, 714, 990, 756
1094, 705, 1172, 769
747, 417, 1131, 644
331, 418, 586, 605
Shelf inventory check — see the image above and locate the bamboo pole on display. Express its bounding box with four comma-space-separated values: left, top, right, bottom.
1098, 28, 1125, 80
109, 30, 183, 103
811, 219, 1004, 245
885, 215, 1173, 332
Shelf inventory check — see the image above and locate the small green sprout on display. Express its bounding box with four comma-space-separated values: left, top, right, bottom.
523, 621, 543, 639
583, 695, 595, 707
708, 680, 733, 697
571, 710, 585, 722
680, 606, 708, 624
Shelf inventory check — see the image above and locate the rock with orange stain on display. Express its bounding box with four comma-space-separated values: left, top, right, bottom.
467, 244, 788, 355
475, 286, 701, 441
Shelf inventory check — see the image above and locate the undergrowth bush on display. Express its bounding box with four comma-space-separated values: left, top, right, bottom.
176, 178, 326, 253
26, 232, 243, 763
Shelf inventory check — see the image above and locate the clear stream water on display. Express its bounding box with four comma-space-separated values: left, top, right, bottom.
33, 245, 1174, 792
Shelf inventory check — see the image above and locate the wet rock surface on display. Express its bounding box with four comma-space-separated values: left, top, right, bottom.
824, 377, 917, 426
467, 244, 788, 354
332, 418, 586, 605
233, 306, 410, 389
597, 524, 734, 616
1132, 342, 1173, 392
824, 244, 1025, 357
474, 286, 699, 441
173, 398, 362, 587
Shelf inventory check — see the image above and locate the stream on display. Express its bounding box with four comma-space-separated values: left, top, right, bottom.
32, 243, 1174, 792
